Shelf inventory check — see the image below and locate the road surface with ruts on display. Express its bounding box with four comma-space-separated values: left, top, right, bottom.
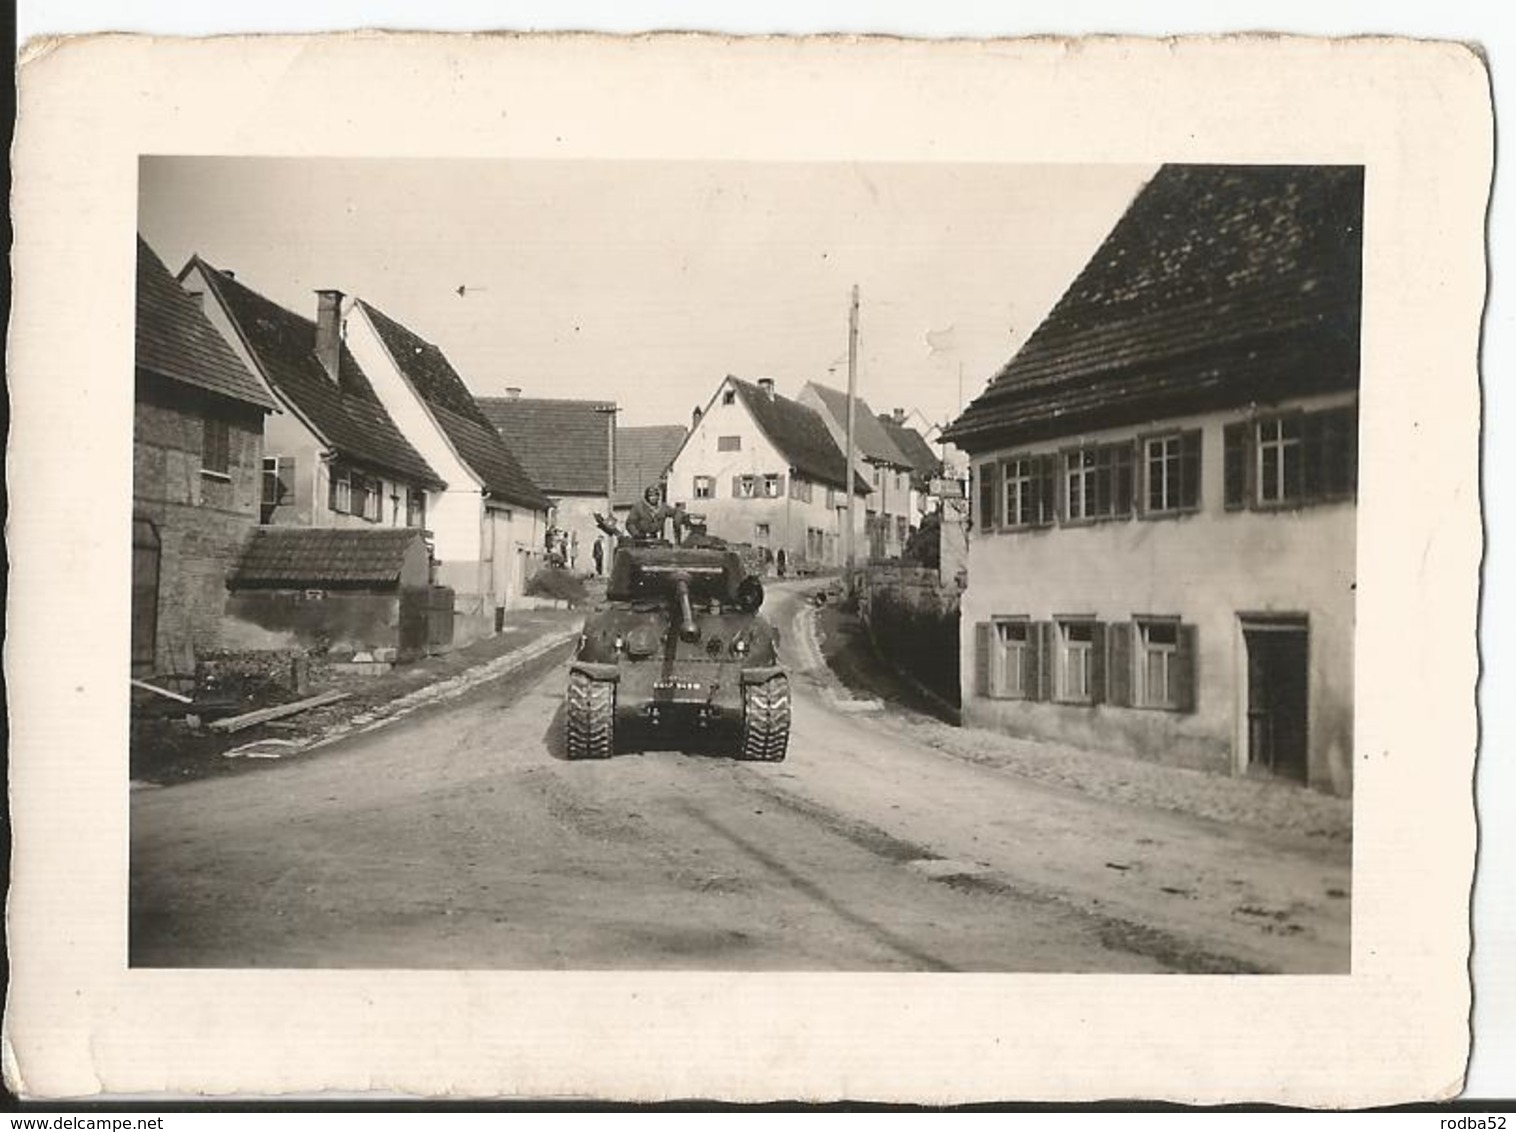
130, 582, 1349, 972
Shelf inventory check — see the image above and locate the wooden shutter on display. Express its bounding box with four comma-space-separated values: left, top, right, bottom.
1021, 625, 1039, 700
990, 461, 1005, 530
1223, 423, 1249, 510
1107, 621, 1133, 707
328, 469, 340, 513
1180, 430, 1202, 510
1036, 621, 1055, 701
1175, 623, 1199, 713
1090, 621, 1108, 703
1113, 444, 1135, 518
731, 476, 742, 498
1037, 454, 1056, 526
973, 622, 993, 698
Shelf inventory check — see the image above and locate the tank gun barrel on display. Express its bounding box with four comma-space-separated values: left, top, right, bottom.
672, 573, 700, 641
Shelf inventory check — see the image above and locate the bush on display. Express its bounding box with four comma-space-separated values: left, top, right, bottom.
525, 567, 590, 607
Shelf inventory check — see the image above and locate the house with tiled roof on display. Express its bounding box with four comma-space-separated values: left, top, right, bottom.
180, 257, 446, 548
798, 381, 916, 559
346, 301, 552, 637
133, 236, 277, 677
609, 424, 689, 552
664, 376, 872, 571
477, 393, 616, 576
942, 164, 1363, 796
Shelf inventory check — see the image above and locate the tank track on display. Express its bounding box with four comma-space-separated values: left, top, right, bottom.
565, 670, 615, 759
740, 674, 791, 762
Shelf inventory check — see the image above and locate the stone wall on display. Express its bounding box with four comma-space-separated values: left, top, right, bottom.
856, 563, 963, 708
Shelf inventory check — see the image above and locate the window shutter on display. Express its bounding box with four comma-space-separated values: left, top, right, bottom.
1036, 621, 1055, 701
1037, 454, 1056, 526
1180, 430, 1202, 510
1090, 621, 1108, 703
1107, 621, 1133, 707
1175, 623, 1199, 713
1053, 454, 1068, 523
776, 475, 786, 497
974, 622, 993, 698
731, 476, 741, 498
328, 470, 339, 513
1022, 626, 1039, 700
1113, 444, 1135, 518
1223, 423, 1248, 510
990, 461, 1005, 531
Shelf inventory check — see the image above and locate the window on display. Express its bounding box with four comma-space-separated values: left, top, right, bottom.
1143, 431, 1202, 515
733, 474, 758, 498
351, 475, 373, 522
1106, 618, 1198, 712
329, 467, 380, 521
330, 470, 352, 514
693, 475, 715, 499
1225, 406, 1357, 510
261, 456, 294, 524
789, 478, 813, 503
1000, 454, 1057, 528
754, 523, 771, 542
1063, 443, 1134, 522
1055, 619, 1102, 704
762, 474, 784, 498
982, 619, 1032, 699
873, 465, 883, 487
406, 487, 426, 529
827, 487, 840, 509
718, 435, 742, 452
722, 389, 737, 406
201, 417, 230, 476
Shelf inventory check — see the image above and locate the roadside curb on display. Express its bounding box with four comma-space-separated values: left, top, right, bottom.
790, 595, 884, 714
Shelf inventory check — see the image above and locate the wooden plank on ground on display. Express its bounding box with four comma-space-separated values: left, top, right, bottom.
130, 678, 195, 704
207, 690, 350, 734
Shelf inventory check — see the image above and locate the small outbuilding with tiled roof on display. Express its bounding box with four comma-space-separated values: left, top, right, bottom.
226, 527, 447, 661
946, 164, 1362, 798
346, 300, 553, 639
664, 375, 872, 572
477, 392, 617, 577
133, 236, 276, 677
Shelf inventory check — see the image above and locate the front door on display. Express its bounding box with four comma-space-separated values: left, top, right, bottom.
1243, 620, 1310, 782
131, 516, 161, 675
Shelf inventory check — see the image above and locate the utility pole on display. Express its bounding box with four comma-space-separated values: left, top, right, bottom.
844, 283, 860, 571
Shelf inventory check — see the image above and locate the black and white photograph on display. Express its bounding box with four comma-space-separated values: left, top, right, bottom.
129, 156, 1360, 974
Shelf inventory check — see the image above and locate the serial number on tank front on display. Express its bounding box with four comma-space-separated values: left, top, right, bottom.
653, 680, 708, 694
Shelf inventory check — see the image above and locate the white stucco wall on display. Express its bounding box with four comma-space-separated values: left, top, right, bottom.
959, 392, 1357, 796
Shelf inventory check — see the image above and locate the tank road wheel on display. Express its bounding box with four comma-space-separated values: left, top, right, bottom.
565, 671, 615, 760
740, 674, 791, 762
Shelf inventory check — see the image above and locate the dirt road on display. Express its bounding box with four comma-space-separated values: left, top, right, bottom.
130, 582, 1349, 972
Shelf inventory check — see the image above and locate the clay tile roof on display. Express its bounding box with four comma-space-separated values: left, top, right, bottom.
477, 397, 615, 496
192, 258, 444, 489
943, 164, 1364, 452
356, 301, 551, 511
613, 425, 689, 507
729, 379, 871, 494
802, 382, 913, 468
877, 416, 942, 483
136, 237, 275, 410
231, 527, 426, 587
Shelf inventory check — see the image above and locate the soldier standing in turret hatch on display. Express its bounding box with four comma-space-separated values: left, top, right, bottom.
626, 483, 682, 541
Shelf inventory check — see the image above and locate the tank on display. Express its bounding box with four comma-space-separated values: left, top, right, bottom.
563, 539, 790, 761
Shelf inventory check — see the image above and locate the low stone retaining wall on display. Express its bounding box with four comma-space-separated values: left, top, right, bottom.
853, 564, 963, 708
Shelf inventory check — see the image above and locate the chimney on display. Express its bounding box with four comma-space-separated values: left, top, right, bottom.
692, 405, 703, 428
220, 269, 236, 281
315, 290, 344, 382
758, 377, 776, 401
893, 407, 906, 424
505, 387, 522, 401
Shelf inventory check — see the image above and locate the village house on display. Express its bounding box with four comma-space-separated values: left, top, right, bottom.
877, 408, 945, 523
610, 423, 689, 538
942, 164, 1362, 796
478, 393, 616, 576
664, 376, 871, 571
345, 301, 553, 638
798, 381, 915, 559
180, 257, 446, 546
133, 237, 277, 678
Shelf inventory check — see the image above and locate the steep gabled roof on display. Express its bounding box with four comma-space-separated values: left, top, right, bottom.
191, 257, 444, 489
801, 382, 913, 468
477, 396, 615, 496
231, 527, 426, 587
877, 415, 942, 482
136, 237, 275, 410
357, 301, 551, 511
614, 425, 688, 507
943, 164, 1364, 452
729, 378, 870, 494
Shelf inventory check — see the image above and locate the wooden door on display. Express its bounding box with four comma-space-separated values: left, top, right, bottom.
1244, 623, 1310, 782
131, 517, 161, 675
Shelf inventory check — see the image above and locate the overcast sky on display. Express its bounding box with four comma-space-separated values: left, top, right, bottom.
139, 158, 1153, 431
